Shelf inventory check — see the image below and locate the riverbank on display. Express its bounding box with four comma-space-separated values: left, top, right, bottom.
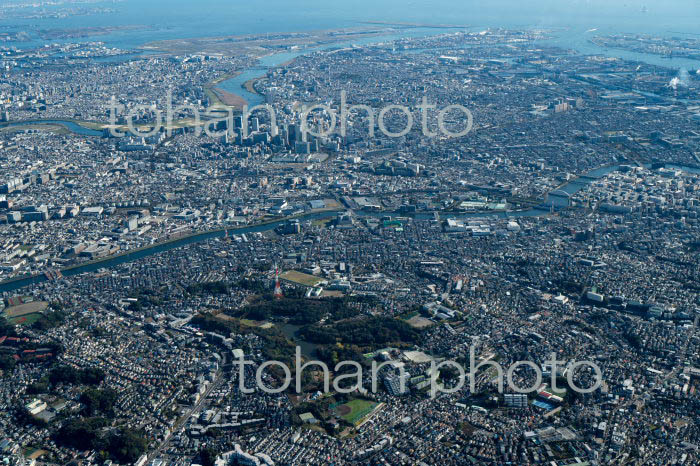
0, 123, 68, 134
0, 209, 345, 294
3, 162, 699, 294
16, 22, 698, 139
243, 78, 260, 96
0, 119, 105, 136
204, 72, 249, 108
210, 87, 248, 108
0, 164, 640, 294
239, 57, 297, 101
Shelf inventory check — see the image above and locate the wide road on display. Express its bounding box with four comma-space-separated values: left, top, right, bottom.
147, 355, 227, 462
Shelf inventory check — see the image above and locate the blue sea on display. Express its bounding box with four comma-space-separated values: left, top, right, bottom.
2, 0, 700, 52
2, 0, 700, 104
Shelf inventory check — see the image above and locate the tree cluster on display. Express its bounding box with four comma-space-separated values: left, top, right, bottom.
55, 418, 147, 463
80, 388, 118, 417
49, 365, 106, 386
300, 316, 421, 346
232, 297, 356, 325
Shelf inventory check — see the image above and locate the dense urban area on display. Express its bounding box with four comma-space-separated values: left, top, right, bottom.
1, 3, 700, 466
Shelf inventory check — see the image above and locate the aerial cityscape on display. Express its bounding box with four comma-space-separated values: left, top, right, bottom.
1, 1, 699, 465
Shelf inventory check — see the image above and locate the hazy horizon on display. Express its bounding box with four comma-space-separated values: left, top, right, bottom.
2, 0, 700, 43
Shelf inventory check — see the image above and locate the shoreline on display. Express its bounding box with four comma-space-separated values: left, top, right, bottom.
205, 72, 248, 108
136, 27, 398, 57
243, 78, 261, 96
360, 21, 470, 29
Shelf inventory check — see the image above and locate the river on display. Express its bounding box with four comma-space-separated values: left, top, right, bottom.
2, 162, 698, 294
218, 26, 700, 108
7, 22, 699, 135
216, 27, 454, 107
0, 120, 103, 137
0, 210, 343, 294
3, 2, 700, 291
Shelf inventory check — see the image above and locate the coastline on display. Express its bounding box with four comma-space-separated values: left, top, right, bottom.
136, 27, 398, 56
359, 21, 470, 29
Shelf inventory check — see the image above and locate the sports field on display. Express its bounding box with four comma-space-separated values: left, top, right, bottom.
280, 270, 324, 287
4, 301, 48, 318
8, 313, 43, 326
3, 301, 48, 326
333, 399, 381, 426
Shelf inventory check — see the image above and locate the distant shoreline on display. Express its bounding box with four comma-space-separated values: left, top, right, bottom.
136, 27, 398, 57
360, 21, 470, 29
